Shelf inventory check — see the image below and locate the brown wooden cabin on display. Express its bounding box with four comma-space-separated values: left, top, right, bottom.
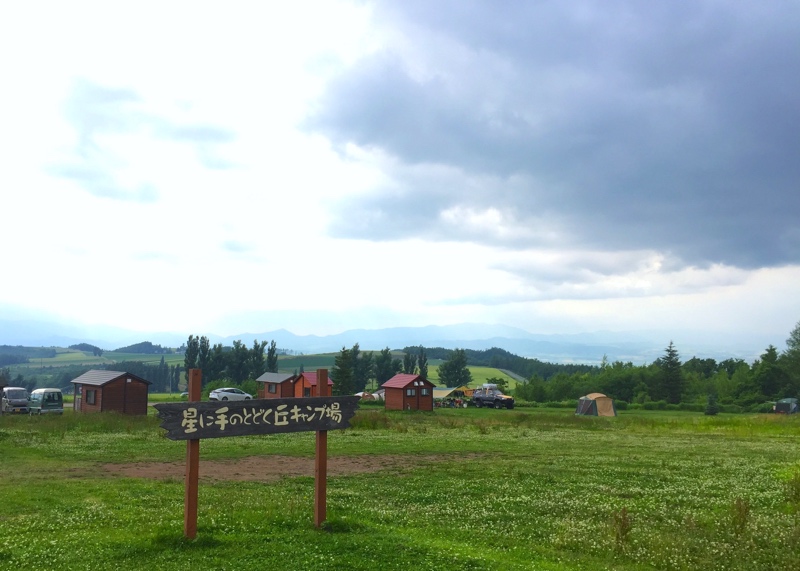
71, 370, 151, 415
382, 374, 435, 411
292, 371, 333, 397
255, 372, 297, 398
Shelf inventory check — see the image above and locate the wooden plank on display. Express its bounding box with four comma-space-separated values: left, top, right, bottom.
153, 395, 360, 440
314, 369, 329, 528
184, 368, 202, 539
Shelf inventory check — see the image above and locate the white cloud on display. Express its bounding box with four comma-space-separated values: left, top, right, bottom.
0, 1, 798, 354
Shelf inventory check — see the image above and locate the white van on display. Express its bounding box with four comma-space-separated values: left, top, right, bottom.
1, 387, 30, 414
28, 388, 64, 415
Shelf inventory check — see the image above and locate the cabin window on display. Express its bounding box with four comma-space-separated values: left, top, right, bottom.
268, 384, 277, 394
406, 389, 416, 397
421, 388, 430, 396
304, 388, 311, 397
86, 389, 96, 405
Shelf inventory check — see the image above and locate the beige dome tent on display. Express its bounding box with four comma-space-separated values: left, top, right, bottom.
575, 393, 617, 417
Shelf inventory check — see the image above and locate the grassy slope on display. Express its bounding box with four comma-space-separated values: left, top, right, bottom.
0, 409, 798, 570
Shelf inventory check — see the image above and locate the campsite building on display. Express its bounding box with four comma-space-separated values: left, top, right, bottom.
381, 373, 435, 411
255, 372, 296, 399
71, 370, 151, 415
575, 393, 617, 417
293, 371, 333, 397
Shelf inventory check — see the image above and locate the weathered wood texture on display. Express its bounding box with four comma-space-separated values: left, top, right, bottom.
184, 368, 202, 539
154, 396, 360, 440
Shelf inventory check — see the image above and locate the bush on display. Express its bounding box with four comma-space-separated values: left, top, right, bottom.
614, 401, 628, 411
747, 402, 774, 413
720, 404, 743, 414
679, 402, 704, 412
642, 400, 667, 410
704, 394, 719, 416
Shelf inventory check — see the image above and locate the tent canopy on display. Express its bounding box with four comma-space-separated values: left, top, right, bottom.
575, 393, 617, 417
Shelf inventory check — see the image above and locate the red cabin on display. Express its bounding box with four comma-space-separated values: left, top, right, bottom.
255, 372, 297, 399
71, 370, 151, 415
382, 374, 435, 411
293, 371, 333, 397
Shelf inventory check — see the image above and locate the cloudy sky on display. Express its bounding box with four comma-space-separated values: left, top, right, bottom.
1, 0, 799, 350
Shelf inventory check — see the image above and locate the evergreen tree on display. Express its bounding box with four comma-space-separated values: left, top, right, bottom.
353, 345, 374, 392
184, 335, 199, 372
206, 343, 227, 385
752, 345, 791, 399
198, 336, 210, 373
228, 340, 250, 383
375, 347, 401, 386
157, 355, 169, 392
658, 341, 684, 404
438, 348, 472, 388
403, 351, 416, 374
170, 364, 182, 392
250, 340, 268, 379
783, 319, 800, 388
704, 393, 720, 416
332, 346, 355, 395
418, 347, 428, 379
266, 340, 278, 373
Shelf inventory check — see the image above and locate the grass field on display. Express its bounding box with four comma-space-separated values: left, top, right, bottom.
1, 407, 798, 570
12, 349, 185, 370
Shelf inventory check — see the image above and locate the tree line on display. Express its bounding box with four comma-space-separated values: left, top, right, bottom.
329, 345, 433, 395
515, 330, 800, 410
113, 341, 172, 354
183, 335, 279, 387
405, 346, 596, 380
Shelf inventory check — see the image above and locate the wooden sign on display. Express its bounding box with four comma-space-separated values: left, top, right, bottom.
153, 396, 360, 440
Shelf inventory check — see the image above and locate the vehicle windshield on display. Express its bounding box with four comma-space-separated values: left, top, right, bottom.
5, 389, 28, 399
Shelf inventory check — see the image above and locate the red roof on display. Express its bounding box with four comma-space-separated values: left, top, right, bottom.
381, 374, 433, 389
297, 372, 333, 386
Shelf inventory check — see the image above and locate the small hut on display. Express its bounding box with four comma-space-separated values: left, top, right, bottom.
382, 374, 435, 411
255, 372, 297, 399
293, 371, 333, 397
575, 393, 617, 417
71, 370, 151, 415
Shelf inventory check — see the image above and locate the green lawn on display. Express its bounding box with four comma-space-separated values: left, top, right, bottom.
0, 408, 798, 570
12, 349, 185, 370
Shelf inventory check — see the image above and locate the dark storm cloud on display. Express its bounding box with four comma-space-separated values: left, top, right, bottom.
51, 79, 236, 200
308, 1, 800, 269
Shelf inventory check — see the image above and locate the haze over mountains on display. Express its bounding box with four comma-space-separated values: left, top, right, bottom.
0, 318, 777, 365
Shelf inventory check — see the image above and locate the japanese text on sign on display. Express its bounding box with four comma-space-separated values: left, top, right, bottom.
153, 396, 360, 440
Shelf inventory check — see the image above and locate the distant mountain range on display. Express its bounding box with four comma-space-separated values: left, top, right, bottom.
0, 318, 773, 365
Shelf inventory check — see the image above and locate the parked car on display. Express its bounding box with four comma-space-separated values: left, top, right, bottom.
28, 388, 64, 415
471, 384, 515, 409
209, 387, 252, 401
1, 386, 30, 414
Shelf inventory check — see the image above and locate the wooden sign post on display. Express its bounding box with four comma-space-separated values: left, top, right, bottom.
152, 369, 359, 537
315, 369, 329, 528
184, 368, 201, 539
